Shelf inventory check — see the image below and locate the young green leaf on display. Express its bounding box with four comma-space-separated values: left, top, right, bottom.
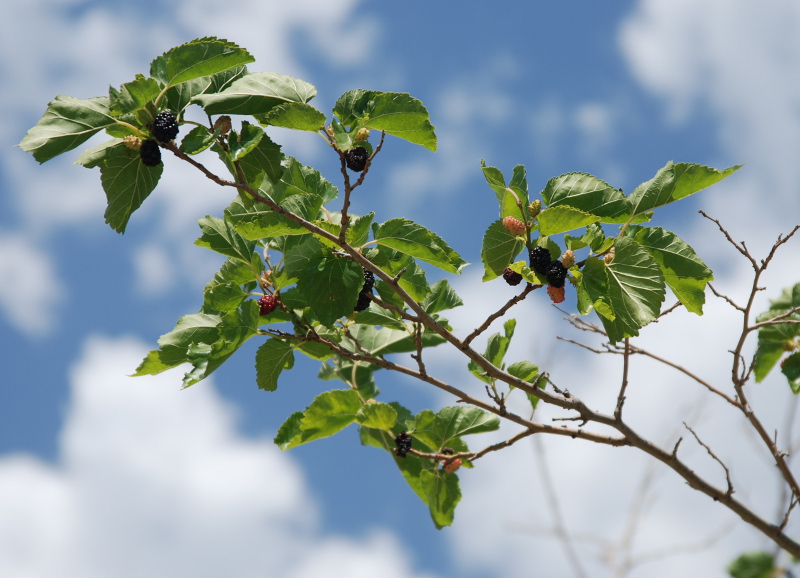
274, 389, 362, 450
726, 551, 774, 578
480, 161, 530, 220
201, 257, 258, 313
356, 402, 398, 429
180, 125, 219, 155
195, 215, 258, 264
100, 146, 163, 233
20, 95, 117, 163
370, 247, 431, 302
149, 37, 254, 88
333, 89, 379, 127
223, 129, 283, 187
75, 139, 124, 168
359, 92, 437, 151
754, 283, 800, 383
192, 71, 317, 116
295, 256, 364, 326
481, 220, 525, 281
537, 205, 599, 235
255, 338, 295, 391
228, 121, 264, 161
434, 406, 501, 444
541, 172, 631, 224
374, 218, 467, 274
110, 74, 162, 116
421, 279, 464, 314
260, 102, 327, 132
624, 225, 713, 314
420, 469, 461, 529
628, 161, 742, 218
164, 66, 248, 114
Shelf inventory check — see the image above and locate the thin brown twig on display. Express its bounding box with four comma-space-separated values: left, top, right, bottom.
463, 283, 537, 348
684, 422, 734, 497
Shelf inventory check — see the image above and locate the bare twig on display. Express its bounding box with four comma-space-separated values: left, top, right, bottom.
463, 283, 537, 348
684, 422, 734, 497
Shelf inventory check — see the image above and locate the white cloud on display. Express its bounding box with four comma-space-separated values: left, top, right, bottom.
0, 231, 63, 337
619, 0, 800, 234
0, 335, 436, 578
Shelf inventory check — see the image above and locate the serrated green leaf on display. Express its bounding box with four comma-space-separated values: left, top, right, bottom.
195, 215, 257, 263
225, 129, 283, 187
356, 402, 398, 429
180, 125, 218, 155
165, 66, 248, 114
436, 406, 501, 442
538, 205, 599, 235
421, 279, 463, 314
274, 389, 362, 450
754, 283, 800, 383
481, 220, 524, 281
225, 197, 310, 240
20, 95, 117, 163
296, 255, 363, 326
625, 225, 713, 314
150, 37, 254, 88
255, 338, 295, 391
420, 469, 461, 528
361, 92, 437, 151
371, 247, 430, 302
229, 121, 264, 160
260, 101, 326, 132
75, 139, 124, 168
629, 161, 742, 217
353, 302, 406, 329
507, 361, 542, 410
541, 172, 631, 224
110, 74, 162, 115
100, 146, 163, 233
280, 156, 338, 204
781, 353, 800, 393
201, 258, 257, 313
333, 89, 379, 127
193, 71, 316, 115
480, 161, 530, 220
343, 324, 445, 356
375, 218, 466, 274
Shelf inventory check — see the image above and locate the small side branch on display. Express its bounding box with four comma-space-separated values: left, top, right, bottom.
684, 422, 734, 498
463, 283, 537, 347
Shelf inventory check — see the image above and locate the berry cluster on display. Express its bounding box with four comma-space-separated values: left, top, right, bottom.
529, 246, 569, 303
354, 268, 375, 312
151, 111, 179, 143
258, 294, 278, 316
394, 431, 413, 458
139, 139, 161, 167
502, 267, 523, 286
345, 147, 369, 172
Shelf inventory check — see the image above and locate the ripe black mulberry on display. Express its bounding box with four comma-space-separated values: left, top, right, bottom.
139, 139, 161, 167
151, 111, 179, 143
354, 268, 375, 312
529, 246, 552, 276
502, 268, 523, 286
345, 147, 369, 172
546, 261, 567, 288
394, 431, 413, 458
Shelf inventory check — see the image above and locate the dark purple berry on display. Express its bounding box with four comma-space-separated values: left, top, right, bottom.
502, 268, 523, 286
345, 147, 369, 172
546, 261, 567, 288
354, 268, 375, 312
258, 294, 278, 316
139, 139, 161, 166
394, 431, 413, 458
529, 246, 553, 276
151, 110, 179, 143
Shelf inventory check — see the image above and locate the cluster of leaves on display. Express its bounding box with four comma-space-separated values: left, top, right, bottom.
754, 282, 800, 392
19, 36, 746, 528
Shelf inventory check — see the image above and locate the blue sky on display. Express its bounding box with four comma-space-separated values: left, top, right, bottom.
2, 1, 800, 576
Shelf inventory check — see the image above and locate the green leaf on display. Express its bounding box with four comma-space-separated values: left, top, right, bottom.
629, 161, 742, 218
370, 247, 430, 302
420, 469, 461, 528
343, 324, 445, 356
109, 74, 162, 115
781, 352, 800, 393
590, 237, 666, 342
727, 551, 774, 578
356, 402, 398, 429
754, 283, 800, 382
20, 95, 117, 163
333, 89, 379, 127
538, 205, 599, 235
165, 66, 248, 114
225, 129, 283, 186
624, 225, 713, 314
202, 257, 258, 313
375, 218, 467, 274
100, 146, 163, 233
274, 389, 362, 450
195, 215, 257, 264
255, 338, 295, 391
280, 156, 338, 204
541, 172, 632, 224
480, 161, 530, 220
421, 279, 463, 314
180, 125, 218, 155
228, 121, 264, 160
260, 102, 326, 132
149, 37, 254, 88
356, 92, 437, 151
75, 139, 123, 168
295, 255, 364, 326
507, 361, 542, 410
481, 219, 525, 281
193, 71, 317, 116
